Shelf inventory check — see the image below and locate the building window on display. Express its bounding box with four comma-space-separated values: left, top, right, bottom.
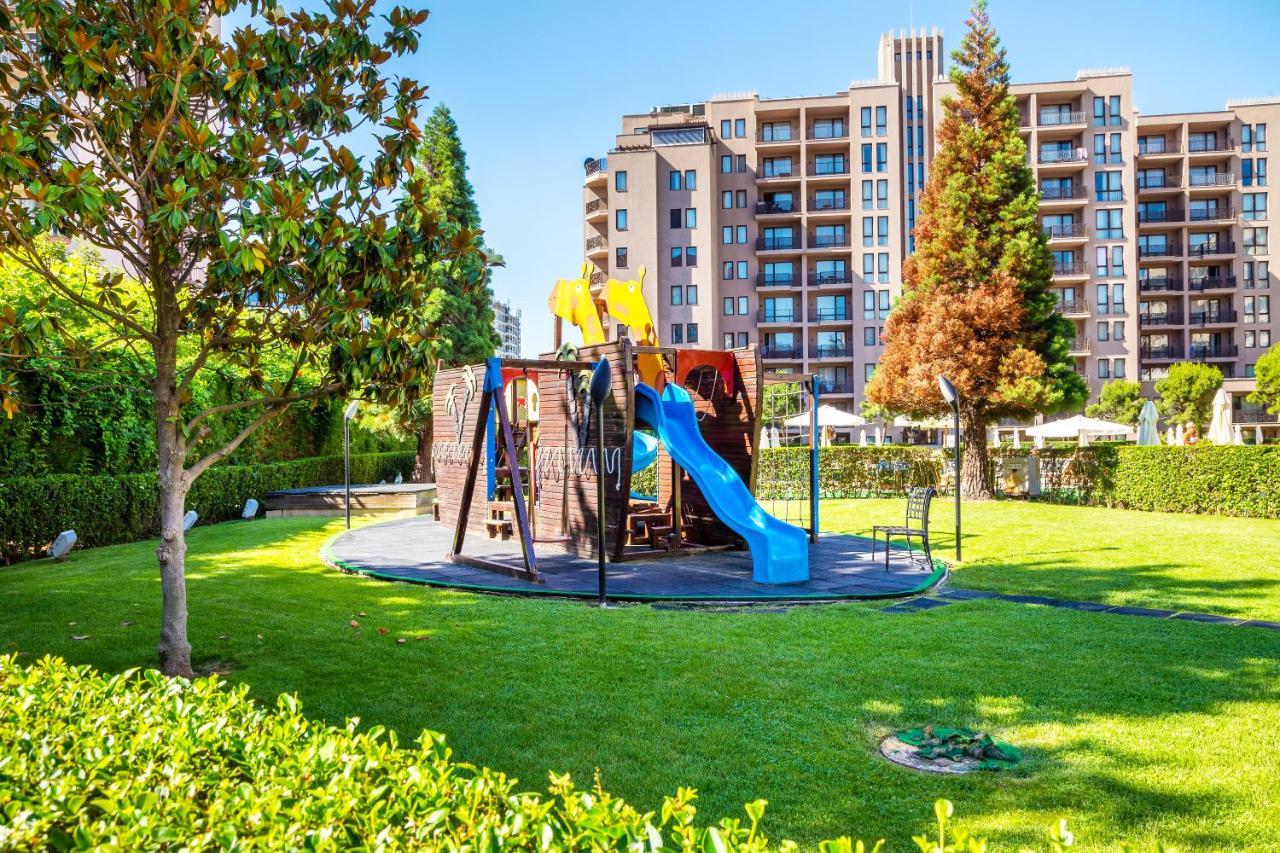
615, 171, 627, 192
1112, 246, 1125, 276
723, 332, 735, 349
1245, 227, 1269, 255
722, 190, 733, 209
671, 324, 683, 344
878, 288, 890, 317
1095, 171, 1122, 201
1093, 96, 1105, 127
738, 332, 749, 348
734, 119, 746, 138
687, 323, 699, 343
686, 246, 698, 266
875, 105, 887, 136
737, 260, 748, 279
738, 296, 748, 315
685, 208, 697, 228
1096, 209, 1123, 239
669, 170, 681, 191
616, 247, 627, 268
762, 121, 792, 142
670, 247, 682, 267
722, 261, 734, 280
875, 143, 888, 172
671, 209, 682, 229
863, 290, 875, 320
1097, 320, 1109, 341
1244, 193, 1268, 221
1114, 358, 1125, 379
671, 285, 683, 306
861, 144, 872, 172
863, 326, 876, 346
722, 226, 733, 245
1112, 283, 1125, 314
1110, 133, 1122, 164
865, 363, 877, 382
616, 209, 628, 231
862, 254, 874, 282
812, 118, 845, 139
862, 181, 873, 210
736, 190, 747, 207
720, 119, 731, 138
1109, 95, 1121, 126
1113, 321, 1124, 341
862, 217, 873, 248
721, 155, 732, 174
877, 180, 889, 209
877, 254, 890, 285
877, 216, 889, 246
723, 297, 734, 315
685, 170, 697, 190
1098, 359, 1110, 379
860, 107, 872, 137
736, 225, 748, 244
687, 285, 698, 305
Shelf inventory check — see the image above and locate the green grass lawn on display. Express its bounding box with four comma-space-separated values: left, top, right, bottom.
3, 508, 1280, 849
820, 498, 1280, 622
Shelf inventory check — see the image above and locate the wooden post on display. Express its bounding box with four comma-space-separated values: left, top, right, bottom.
449, 388, 492, 559
491, 367, 539, 578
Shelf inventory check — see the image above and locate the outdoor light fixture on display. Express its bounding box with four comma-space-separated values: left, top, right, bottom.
937, 375, 962, 561
343, 400, 360, 529
588, 358, 612, 606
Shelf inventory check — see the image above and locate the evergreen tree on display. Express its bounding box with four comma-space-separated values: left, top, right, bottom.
1156, 362, 1223, 427
1086, 380, 1144, 426
1248, 345, 1280, 418
867, 1, 1085, 499
404, 104, 501, 481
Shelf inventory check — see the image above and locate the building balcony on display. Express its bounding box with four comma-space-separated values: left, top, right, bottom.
585, 235, 607, 258
758, 127, 798, 145
809, 269, 854, 286
755, 200, 801, 216
1139, 243, 1181, 259
1137, 174, 1181, 192
1189, 240, 1235, 258
1141, 345, 1183, 361
808, 196, 851, 213
807, 126, 850, 141
809, 307, 852, 322
757, 308, 800, 324
1188, 172, 1234, 188
584, 157, 607, 186
1038, 111, 1087, 128
1139, 312, 1184, 327
1068, 336, 1091, 355
1138, 208, 1184, 225
1057, 299, 1091, 317
816, 381, 855, 395
1037, 148, 1089, 166
760, 344, 802, 359
1189, 343, 1239, 359
590, 271, 607, 286
1039, 184, 1088, 202
1188, 206, 1235, 223
1188, 275, 1237, 292
1053, 260, 1088, 278
1139, 276, 1183, 293
807, 162, 851, 177
756, 167, 799, 182
1187, 137, 1235, 154
1043, 222, 1087, 241
808, 233, 852, 249
584, 199, 608, 223
810, 343, 853, 359
756, 236, 800, 252
756, 273, 799, 288
1234, 408, 1280, 424
1188, 309, 1238, 326
1137, 138, 1180, 157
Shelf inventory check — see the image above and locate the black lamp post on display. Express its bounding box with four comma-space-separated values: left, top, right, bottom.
588, 359, 613, 606
343, 400, 359, 529
937, 375, 961, 561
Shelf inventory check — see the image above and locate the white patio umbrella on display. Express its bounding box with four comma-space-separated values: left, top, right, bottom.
1165, 426, 1176, 445
1078, 430, 1091, 447
858, 429, 868, 447
1012, 430, 1022, 450
1175, 423, 1184, 446
874, 425, 884, 446
1024, 414, 1135, 441
1137, 400, 1160, 446
1034, 434, 1045, 449
783, 405, 865, 429
1206, 388, 1233, 445
1233, 424, 1244, 446
1256, 425, 1265, 446
991, 428, 1002, 448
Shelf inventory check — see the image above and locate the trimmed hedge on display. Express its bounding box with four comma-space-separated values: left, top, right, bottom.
757, 446, 942, 499
1102, 445, 1280, 518
0, 655, 1097, 850
0, 451, 415, 564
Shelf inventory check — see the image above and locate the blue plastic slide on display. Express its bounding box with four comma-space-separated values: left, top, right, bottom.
633, 382, 809, 584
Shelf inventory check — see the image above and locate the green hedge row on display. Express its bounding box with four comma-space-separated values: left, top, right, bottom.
756, 446, 943, 499
0, 451, 415, 564
0, 654, 1100, 850
1101, 446, 1280, 518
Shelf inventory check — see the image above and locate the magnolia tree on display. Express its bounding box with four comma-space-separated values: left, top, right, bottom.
867, 1, 1085, 498
0, 0, 492, 675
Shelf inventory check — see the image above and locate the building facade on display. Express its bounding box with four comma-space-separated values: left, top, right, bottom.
581, 29, 1277, 434
492, 297, 522, 359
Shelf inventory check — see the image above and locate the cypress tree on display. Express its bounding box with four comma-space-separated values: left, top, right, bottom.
867, 1, 1086, 499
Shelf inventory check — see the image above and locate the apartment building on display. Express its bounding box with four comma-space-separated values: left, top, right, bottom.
581, 29, 1278, 435
492, 297, 522, 358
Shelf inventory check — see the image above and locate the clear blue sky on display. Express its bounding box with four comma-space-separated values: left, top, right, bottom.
237, 1, 1280, 355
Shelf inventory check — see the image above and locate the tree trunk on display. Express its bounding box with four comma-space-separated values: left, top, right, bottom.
154, 342, 195, 677
413, 429, 433, 483
960, 408, 993, 500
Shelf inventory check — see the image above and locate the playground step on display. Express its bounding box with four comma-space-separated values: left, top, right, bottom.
493, 466, 529, 480
484, 518, 514, 540
646, 524, 678, 551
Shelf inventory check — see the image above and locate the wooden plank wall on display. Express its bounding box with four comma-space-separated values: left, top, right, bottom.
431, 362, 492, 536
533, 340, 635, 560
656, 346, 762, 545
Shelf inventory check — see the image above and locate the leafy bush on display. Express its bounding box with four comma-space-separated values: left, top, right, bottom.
0, 655, 1098, 851
757, 446, 943, 499
1100, 445, 1280, 518
632, 459, 658, 497
0, 451, 414, 563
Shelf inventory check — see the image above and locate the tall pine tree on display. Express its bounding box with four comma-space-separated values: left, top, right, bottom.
405, 104, 501, 480
867, 1, 1085, 499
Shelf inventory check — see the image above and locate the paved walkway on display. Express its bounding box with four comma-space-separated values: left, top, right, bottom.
883, 586, 1280, 631
324, 516, 945, 602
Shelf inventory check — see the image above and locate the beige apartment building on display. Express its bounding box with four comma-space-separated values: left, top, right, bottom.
581, 29, 1278, 435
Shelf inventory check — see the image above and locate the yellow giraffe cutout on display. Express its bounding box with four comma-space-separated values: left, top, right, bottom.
548, 262, 605, 346
604, 266, 664, 388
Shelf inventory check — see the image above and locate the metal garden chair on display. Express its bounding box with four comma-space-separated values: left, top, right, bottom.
870, 486, 936, 571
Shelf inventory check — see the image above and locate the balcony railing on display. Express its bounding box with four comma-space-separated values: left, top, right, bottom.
756, 236, 798, 251
1138, 138, 1177, 156
759, 127, 797, 143
755, 200, 799, 215
1140, 276, 1183, 293
809, 232, 851, 249
757, 308, 799, 323
1139, 312, 1184, 327
585, 199, 606, 215
1139, 243, 1180, 258
816, 381, 855, 394
1188, 275, 1237, 291
808, 161, 851, 176
1189, 206, 1234, 222
1138, 208, 1184, 224
808, 125, 850, 140
1234, 409, 1280, 424
1188, 309, 1238, 325
590, 271, 606, 285
1056, 299, 1091, 314
1140, 345, 1182, 360
1190, 240, 1235, 256
809, 269, 853, 285
1038, 111, 1086, 127
1137, 174, 1180, 190
1040, 184, 1088, 201
760, 344, 802, 359
760, 166, 796, 179
1189, 343, 1239, 359
584, 157, 607, 177
1188, 137, 1234, 153
1053, 260, 1088, 276
810, 343, 853, 359
1188, 172, 1234, 187
809, 196, 851, 212
585, 235, 605, 251
809, 307, 851, 322
1038, 148, 1088, 164
1043, 222, 1086, 239
1068, 336, 1091, 352
757, 273, 798, 287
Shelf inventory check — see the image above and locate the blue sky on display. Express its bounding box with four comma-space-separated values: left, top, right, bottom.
238, 1, 1280, 355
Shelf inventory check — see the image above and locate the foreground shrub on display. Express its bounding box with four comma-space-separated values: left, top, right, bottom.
0, 451, 415, 563
0, 655, 1150, 851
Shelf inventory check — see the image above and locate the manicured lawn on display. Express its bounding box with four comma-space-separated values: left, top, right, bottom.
822, 498, 1280, 622
3, 512, 1280, 849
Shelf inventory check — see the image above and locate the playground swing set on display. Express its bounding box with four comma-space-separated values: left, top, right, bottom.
430, 265, 823, 587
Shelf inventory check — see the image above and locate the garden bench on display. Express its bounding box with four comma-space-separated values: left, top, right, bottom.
870, 486, 936, 571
